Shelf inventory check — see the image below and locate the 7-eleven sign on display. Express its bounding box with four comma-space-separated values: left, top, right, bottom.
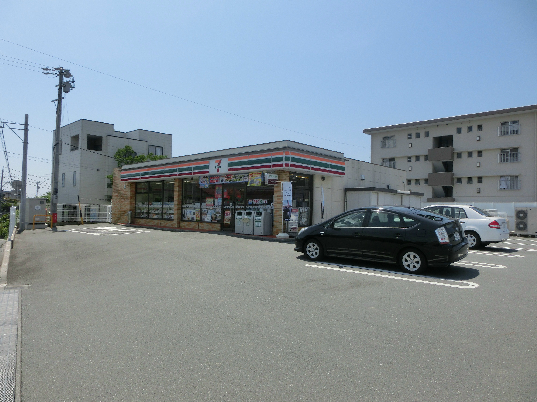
209, 158, 228, 174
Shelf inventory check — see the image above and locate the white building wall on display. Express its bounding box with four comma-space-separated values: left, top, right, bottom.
367, 106, 537, 203
57, 120, 172, 205
311, 158, 417, 225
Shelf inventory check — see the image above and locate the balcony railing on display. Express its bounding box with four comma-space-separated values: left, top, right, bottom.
499, 176, 520, 190
427, 172, 454, 186
498, 123, 520, 136
428, 146, 453, 162
498, 152, 520, 163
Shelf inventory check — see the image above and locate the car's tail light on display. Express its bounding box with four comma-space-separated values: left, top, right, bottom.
435, 226, 450, 244
488, 220, 501, 229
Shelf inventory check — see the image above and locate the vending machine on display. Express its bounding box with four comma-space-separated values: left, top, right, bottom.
254, 211, 273, 236
235, 211, 244, 234
243, 211, 254, 235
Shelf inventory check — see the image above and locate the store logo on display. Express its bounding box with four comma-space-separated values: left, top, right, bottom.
209, 158, 228, 174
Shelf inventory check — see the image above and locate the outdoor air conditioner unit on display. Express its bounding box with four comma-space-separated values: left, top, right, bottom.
514, 208, 537, 236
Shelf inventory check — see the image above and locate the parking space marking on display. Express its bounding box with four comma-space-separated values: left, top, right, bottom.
455, 261, 507, 269
70, 226, 151, 236
489, 244, 537, 252
469, 250, 524, 258
305, 263, 479, 289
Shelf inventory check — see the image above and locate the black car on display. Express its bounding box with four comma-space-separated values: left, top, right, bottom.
294, 206, 468, 274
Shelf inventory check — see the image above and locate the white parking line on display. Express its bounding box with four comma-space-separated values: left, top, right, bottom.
69, 227, 148, 235
469, 250, 524, 258
305, 263, 479, 289
456, 261, 507, 269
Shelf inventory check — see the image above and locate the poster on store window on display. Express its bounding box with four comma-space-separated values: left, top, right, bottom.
289, 208, 299, 232
199, 176, 209, 188
248, 172, 262, 186
281, 182, 292, 207
282, 181, 292, 223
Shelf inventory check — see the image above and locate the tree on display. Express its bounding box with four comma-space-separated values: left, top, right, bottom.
113, 146, 168, 168
109, 146, 168, 186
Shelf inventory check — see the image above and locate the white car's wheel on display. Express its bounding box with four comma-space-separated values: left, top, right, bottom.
399, 249, 427, 274
465, 231, 481, 249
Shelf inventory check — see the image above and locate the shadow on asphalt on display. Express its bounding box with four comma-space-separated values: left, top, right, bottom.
295, 255, 480, 281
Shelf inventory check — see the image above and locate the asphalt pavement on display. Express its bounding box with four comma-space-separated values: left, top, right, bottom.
3, 224, 537, 401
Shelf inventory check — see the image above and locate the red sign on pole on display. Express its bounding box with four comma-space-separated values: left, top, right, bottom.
52, 213, 57, 224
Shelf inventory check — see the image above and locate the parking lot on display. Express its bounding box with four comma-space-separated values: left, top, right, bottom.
7, 225, 537, 401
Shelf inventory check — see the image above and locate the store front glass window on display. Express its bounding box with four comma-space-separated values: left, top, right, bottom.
136, 181, 174, 220
290, 174, 312, 227
182, 181, 201, 221
201, 185, 222, 222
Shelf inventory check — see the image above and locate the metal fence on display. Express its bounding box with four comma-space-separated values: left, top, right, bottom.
57, 204, 112, 223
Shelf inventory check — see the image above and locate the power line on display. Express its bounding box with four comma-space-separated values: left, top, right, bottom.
0, 126, 13, 184
1, 38, 367, 150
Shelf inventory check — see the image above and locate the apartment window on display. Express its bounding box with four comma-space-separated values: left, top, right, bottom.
424, 155, 428, 161
477, 177, 483, 183
148, 145, 164, 156
381, 136, 396, 148
70, 135, 79, 151
87, 135, 103, 151
381, 158, 396, 168
407, 133, 412, 139
407, 156, 412, 162
407, 180, 411, 185
415, 132, 420, 138
408, 143, 413, 148
456, 127, 462, 134
456, 178, 462, 184
499, 175, 520, 190
73, 171, 77, 187
467, 177, 473, 184
477, 151, 482, 157
61, 173, 65, 187
415, 179, 420, 185
499, 120, 520, 136
477, 124, 483, 131
415, 155, 420, 162
468, 151, 473, 158
499, 148, 519, 163
467, 126, 473, 133
425, 131, 429, 137
424, 179, 428, 185
456, 152, 462, 158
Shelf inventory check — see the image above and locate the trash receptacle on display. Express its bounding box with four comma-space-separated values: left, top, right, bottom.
254, 211, 273, 235
243, 211, 254, 235
235, 211, 244, 234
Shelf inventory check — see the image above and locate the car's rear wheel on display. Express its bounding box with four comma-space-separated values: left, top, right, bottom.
304, 239, 323, 261
465, 231, 481, 249
399, 249, 427, 274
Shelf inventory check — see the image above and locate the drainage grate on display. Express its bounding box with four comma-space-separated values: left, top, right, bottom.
0, 289, 19, 402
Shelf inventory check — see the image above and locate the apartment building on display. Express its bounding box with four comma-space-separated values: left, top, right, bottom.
364, 105, 537, 203
57, 119, 172, 204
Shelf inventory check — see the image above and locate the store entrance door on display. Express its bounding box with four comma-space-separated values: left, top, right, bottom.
222, 184, 246, 231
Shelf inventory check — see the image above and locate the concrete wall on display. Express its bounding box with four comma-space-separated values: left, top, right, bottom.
59, 120, 172, 205
369, 108, 537, 203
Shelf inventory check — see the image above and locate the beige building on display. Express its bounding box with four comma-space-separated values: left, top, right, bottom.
364, 105, 537, 204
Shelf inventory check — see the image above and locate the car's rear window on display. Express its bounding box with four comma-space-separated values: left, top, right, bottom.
470, 206, 493, 217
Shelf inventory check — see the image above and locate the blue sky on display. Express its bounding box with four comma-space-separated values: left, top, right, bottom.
1, 0, 536, 195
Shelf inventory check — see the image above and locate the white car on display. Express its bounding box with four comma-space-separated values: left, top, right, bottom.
423, 205, 509, 248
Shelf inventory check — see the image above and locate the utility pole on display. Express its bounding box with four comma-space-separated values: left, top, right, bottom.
43, 67, 74, 229
36, 181, 40, 197
18, 114, 29, 233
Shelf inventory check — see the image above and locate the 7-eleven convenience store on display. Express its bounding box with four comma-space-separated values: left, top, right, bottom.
112, 141, 349, 236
